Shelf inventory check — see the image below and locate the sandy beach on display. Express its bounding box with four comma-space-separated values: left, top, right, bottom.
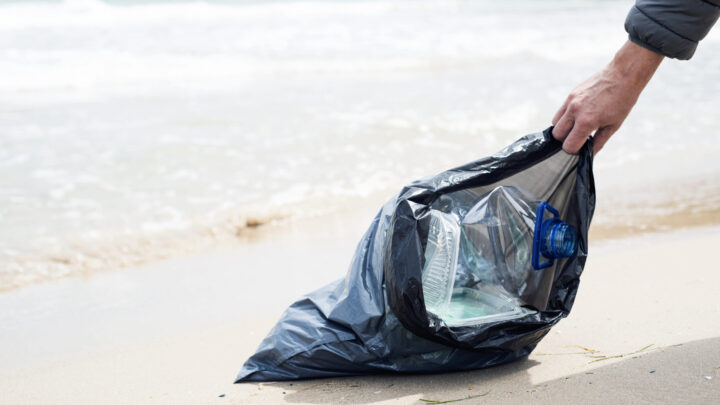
2, 207, 719, 404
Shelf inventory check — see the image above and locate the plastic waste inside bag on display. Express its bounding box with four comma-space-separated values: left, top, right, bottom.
421, 186, 577, 327
236, 128, 595, 382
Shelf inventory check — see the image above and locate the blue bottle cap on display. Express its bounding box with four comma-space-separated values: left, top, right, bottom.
542, 221, 576, 259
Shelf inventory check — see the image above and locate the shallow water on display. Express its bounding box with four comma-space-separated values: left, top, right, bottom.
1, 0, 719, 289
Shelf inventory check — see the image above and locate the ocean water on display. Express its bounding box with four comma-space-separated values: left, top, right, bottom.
2, 0, 719, 290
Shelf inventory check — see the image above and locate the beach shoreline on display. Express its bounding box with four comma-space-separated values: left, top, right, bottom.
4, 172, 720, 295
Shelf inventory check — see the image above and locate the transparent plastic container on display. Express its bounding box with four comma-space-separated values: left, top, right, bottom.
421, 211, 461, 316
442, 286, 528, 326
421, 186, 577, 327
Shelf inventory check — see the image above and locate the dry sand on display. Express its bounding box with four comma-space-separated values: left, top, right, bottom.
1, 212, 719, 404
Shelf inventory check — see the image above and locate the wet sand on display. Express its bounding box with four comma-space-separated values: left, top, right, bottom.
1, 211, 719, 404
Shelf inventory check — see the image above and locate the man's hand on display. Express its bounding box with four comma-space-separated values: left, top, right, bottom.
552, 40, 664, 154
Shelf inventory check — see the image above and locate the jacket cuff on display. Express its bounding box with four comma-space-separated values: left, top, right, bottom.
625, 6, 697, 60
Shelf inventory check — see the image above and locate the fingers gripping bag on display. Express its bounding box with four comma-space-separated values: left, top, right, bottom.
236, 127, 595, 381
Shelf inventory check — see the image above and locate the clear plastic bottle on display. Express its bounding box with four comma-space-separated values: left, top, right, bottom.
421, 186, 577, 326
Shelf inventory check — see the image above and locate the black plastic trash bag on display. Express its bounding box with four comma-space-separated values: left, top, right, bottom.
236, 127, 595, 382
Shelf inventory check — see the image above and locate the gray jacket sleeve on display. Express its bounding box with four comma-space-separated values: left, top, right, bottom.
625, 0, 720, 60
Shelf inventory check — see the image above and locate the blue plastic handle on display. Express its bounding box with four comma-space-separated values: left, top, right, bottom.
532, 202, 559, 270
